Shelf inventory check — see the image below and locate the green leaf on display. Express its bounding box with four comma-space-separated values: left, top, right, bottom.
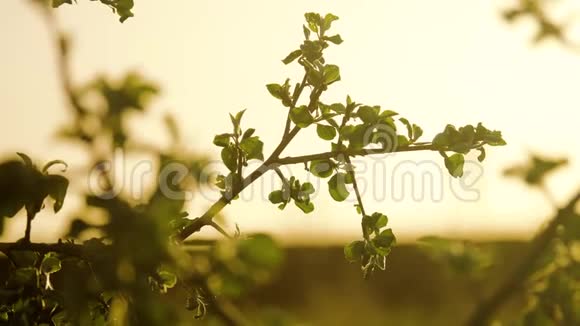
373, 229, 396, 255
310, 160, 334, 178
362, 212, 388, 236
303, 25, 311, 40
229, 109, 246, 135
322, 13, 339, 32
40, 253, 61, 275
344, 240, 365, 263
412, 124, 423, 142
221, 146, 238, 172
324, 34, 343, 44
242, 128, 255, 140
268, 190, 286, 204
316, 124, 336, 140
432, 136, 449, 149
444, 153, 465, 178
301, 40, 324, 63
266, 83, 284, 99
323, 64, 341, 85
213, 133, 231, 147
45, 174, 69, 213
238, 234, 282, 269
379, 110, 398, 118
329, 103, 346, 114
158, 270, 177, 290
294, 200, 314, 213
290, 106, 314, 128
397, 135, 410, 147
304, 13, 321, 32
282, 49, 302, 65
357, 106, 379, 124
328, 173, 350, 202
240, 136, 264, 161
373, 212, 388, 229
300, 182, 315, 195
399, 118, 413, 139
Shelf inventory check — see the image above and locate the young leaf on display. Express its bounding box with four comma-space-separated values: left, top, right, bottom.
290, 106, 314, 128
304, 13, 321, 32
240, 136, 264, 161
221, 146, 238, 172
412, 124, 423, 142
268, 190, 286, 204
303, 25, 311, 40
399, 118, 413, 139
40, 253, 62, 275
242, 128, 255, 140
328, 173, 350, 202
357, 106, 379, 124
373, 212, 388, 229
344, 240, 365, 263
444, 153, 465, 178
322, 13, 339, 32
324, 34, 343, 44
323, 64, 341, 85
158, 270, 177, 291
373, 229, 396, 255
310, 160, 334, 178
294, 200, 314, 213
282, 49, 302, 65
213, 133, 231, 147
300, 182, 315, 195
316, 124, 337, 140
266, 84, 284, 100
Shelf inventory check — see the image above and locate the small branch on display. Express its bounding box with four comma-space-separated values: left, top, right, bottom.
344, 156, 369, 239
24, 212, 34, 243
0, 241, 87, 257
273, 167, 289, 186
283, 74, 308, 137
465, 189, 580, 326
274, 142, 481, 165
208, 221, 232, 239
38, 6, 86, 116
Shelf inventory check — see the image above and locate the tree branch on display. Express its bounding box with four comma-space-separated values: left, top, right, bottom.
176, 84, 324, 241
465, 189, 580, 326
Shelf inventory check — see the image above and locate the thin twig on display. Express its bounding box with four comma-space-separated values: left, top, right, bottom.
0, 241, 87, 257
344, 156, 369, 239
208, 221, 232, 239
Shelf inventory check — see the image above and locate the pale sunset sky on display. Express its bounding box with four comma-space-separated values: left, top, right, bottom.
1, 0, 579, 244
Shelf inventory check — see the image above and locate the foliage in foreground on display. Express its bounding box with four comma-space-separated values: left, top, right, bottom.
17, 2, 580, 325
